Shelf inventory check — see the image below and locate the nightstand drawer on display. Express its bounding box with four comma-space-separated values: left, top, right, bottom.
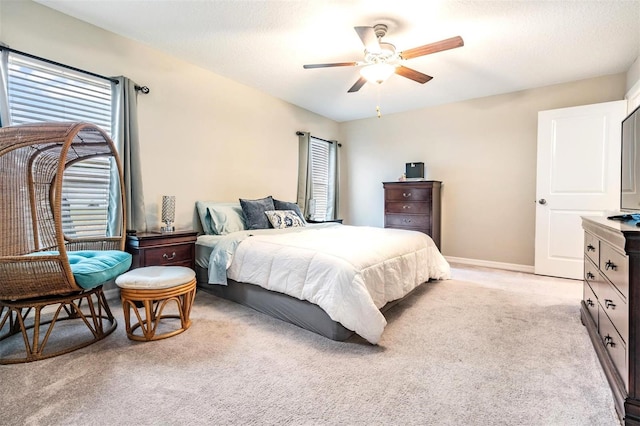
385, 202, 431, 214
144, 244, 193, 266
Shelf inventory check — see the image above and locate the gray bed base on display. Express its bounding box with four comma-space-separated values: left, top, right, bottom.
196, 266, 353, 340
195, 265, 418, 342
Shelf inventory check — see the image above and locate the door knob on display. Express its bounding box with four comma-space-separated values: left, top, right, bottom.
538, 199, 547, 205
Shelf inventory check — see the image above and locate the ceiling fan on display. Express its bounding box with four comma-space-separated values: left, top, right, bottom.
303, 24, 464, 93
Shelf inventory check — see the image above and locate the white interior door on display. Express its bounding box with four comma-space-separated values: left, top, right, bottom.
535, 100, 626, 279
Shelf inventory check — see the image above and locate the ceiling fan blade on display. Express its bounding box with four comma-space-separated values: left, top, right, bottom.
348, 76, 367, 93
399, 36, 464, 60
395, 66, 433, 84
303, 62, 358, 69
354, 26, 381, 53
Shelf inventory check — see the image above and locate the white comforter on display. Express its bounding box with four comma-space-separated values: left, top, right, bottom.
224, 225, 450, 344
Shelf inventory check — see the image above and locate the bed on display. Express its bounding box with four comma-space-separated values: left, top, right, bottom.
195, 198, 451, 344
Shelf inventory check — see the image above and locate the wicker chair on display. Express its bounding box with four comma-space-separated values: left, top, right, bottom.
0, 122, 130, 364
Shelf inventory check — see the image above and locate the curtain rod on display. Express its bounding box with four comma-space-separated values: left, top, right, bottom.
0, 45, 119, 85
296, 131, 342, 147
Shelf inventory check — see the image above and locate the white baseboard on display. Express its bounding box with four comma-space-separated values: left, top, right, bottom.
444, 256, 534, 274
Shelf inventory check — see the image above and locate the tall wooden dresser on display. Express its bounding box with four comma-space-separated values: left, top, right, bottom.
581, 216, 640, 424
382, 181, 441, 249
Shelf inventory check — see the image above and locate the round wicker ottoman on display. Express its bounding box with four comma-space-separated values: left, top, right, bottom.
115, 266, 196, 342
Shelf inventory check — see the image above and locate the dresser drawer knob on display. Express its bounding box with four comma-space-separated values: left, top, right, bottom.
402, 219, 412, 223
402, 192, 412, 198
163, 252, 177, 261
586, 298, 594, 307
402, 205, 411, 209
604, 335, 616, 348
605, 260, 617, 271
587, 244, 596, 252
604, 299, 616, 310
586, 272, 595, 280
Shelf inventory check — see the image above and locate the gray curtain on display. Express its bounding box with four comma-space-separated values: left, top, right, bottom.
0, 47, 10, 127
109, 76, 147, 234
297, 132, 339, 221
297, 131, 312, 219
326, 139, 339, 221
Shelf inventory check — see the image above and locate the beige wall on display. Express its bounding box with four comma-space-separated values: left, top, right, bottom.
1, 0, 339, 231
339, 74, 626, 267
0, 1, 631, 269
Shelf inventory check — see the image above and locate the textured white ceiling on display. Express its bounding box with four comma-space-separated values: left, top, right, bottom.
35, 0, 640, 122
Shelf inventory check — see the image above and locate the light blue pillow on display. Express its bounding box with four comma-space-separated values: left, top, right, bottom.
196, 201, 216, 235
196, 201, 247, 235
207, 204, 246, 235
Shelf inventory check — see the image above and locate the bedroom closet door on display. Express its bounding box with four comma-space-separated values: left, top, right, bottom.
535, 100, 626, 279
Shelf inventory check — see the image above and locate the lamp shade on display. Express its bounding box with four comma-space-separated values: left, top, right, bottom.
360, 63, 396, 84
161, 195, 175, 223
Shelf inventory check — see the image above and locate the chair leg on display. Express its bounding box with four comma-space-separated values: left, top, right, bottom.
0, 286, 117, 364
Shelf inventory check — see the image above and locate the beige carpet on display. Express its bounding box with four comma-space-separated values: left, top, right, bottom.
0, 265, 619, 425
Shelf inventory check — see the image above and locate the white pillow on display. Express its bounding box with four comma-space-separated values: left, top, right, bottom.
264, 210, 305, 229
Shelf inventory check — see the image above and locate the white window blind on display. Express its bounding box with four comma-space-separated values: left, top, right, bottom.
309, 137, 331, 221
7, 54, 113, 238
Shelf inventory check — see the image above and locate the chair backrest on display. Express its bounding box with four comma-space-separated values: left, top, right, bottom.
0, 122, 127, 300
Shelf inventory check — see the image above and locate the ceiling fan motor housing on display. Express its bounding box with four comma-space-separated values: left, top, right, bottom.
365, 42, 397, 65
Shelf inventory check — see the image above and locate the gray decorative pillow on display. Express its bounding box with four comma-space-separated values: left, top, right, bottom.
264, 210, 305, 229
273, 199, 306, 223
239, 196, 275, 229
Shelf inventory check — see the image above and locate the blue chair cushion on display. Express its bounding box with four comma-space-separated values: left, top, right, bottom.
67, 250, 132, 289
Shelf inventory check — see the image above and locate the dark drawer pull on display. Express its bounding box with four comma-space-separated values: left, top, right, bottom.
402, 192, 412, 198
163, 252, 177, 261
605, 260, 617, 271
402, 205, 411, 209
586, 272, 595, 280
604, 335, 616, 348
402, 219, 412, 223
587, 244, 596, 252
586, 298, 594, 307
605, 299, 616, 310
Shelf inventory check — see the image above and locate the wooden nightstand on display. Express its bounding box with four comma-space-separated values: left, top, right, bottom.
126, 230, 198, 270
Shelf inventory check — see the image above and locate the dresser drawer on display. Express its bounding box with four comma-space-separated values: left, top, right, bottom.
385, 214, 430, 229
583, 281, 598, 326
598, 308, 628, 391
384, 188, 432, 202
385, 202, 431, 214
598, 279, 628, 344
144, 243, 193, 266
599, 242, 629, 299
584, 256, 599, 289
584, 232, 599, 265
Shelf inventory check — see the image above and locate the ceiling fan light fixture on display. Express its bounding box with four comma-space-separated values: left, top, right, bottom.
360, 63, 396, 84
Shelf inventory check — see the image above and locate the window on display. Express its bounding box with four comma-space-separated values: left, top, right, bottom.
307, 136, 338, 221
6, 53, 114, 238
